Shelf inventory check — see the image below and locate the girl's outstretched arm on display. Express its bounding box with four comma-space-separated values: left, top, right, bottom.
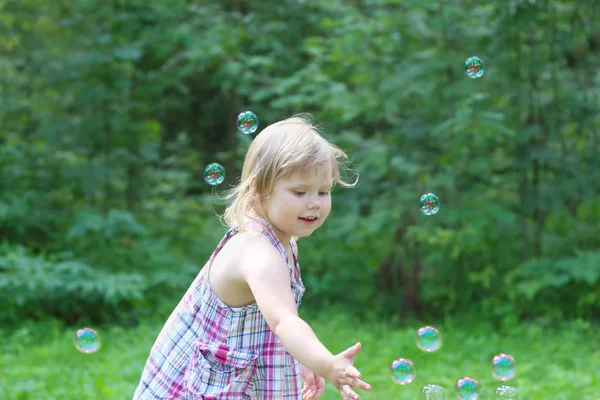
242, 237, 371, 399
242, 238, 333, 377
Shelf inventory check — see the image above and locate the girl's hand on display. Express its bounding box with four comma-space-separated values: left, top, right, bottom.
324, 342, 371, 400
300, 364, 326, 399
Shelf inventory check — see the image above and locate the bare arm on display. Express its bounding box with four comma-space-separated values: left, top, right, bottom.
242, 239, 333, 378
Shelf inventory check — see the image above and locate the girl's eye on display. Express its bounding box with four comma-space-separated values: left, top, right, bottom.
293, 191, 330, 196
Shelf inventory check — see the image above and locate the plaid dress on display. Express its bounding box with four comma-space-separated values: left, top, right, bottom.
133, 218, 305, 399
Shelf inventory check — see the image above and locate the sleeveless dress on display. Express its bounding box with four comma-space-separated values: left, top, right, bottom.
132, 217, 306, 399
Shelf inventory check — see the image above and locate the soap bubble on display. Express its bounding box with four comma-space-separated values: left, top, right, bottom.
391, 358, 416, 385
493, 385, 519, 400
464, 56, 485, 79
74, 328, 100, 353
491, 353, 517, 381
236, 111, 259, 134
421, 384, 447, 399
204, 163, 225, 186
419, 193, 440, 215
456, 377, 481, 400
416, 326, 442, 352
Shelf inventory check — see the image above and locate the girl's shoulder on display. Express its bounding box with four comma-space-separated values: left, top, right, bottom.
233, 229, 267, 248
227, 229, 282, 263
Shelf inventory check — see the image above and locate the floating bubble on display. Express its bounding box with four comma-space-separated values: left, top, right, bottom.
464, 57, 485, 79
416, 326, 442, 352
456, 377, 481, 400
74, 328, 100, 353
391, 358, 416, 385
419, 193, 440, 215
204, 163, 225, 186
236, 111, 259, 134
491, 353, 517, 381
493, 385, 519, 400
421, 384, 447, 399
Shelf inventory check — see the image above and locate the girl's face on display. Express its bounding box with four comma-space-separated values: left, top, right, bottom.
260, 166, 333, 247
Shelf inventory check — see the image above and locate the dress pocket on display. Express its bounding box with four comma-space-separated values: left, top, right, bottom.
185, 341, 258, 399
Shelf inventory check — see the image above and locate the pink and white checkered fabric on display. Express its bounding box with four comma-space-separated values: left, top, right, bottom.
133, 218, 305, 399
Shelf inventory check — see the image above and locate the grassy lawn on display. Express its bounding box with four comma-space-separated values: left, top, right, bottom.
1, 311, 598, 399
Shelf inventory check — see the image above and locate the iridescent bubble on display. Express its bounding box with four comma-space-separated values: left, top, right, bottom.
204, 163, 225, 186
491, 353, 517, 381
74, 328, 100, 353
421, 384, 447, 400
391, 358, 416, 385
493, 385, 519, 400
416, 326, 442, 352
464, 57, 485, 79
236, 111, 259, 134
456, 377, 481, 400
419, 193, 440, 215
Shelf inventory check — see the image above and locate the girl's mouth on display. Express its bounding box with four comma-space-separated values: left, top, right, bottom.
299, 217, 318, 224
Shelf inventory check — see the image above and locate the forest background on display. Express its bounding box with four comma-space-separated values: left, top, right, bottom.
1, 0, 599, 399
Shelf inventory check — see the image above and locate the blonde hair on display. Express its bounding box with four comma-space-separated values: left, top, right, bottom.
216, 114, 359, 233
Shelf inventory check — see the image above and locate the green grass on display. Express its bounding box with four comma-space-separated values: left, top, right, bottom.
1, 312, 598, 399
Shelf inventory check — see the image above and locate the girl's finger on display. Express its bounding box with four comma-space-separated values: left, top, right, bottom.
315, 385, 325, 397
341, 384, 359, 400
340, 375, 359, 387
345, 366, 361, 379
354, 379, 371, 391
341, 377, 370, 392
304, 371, 316, 388
317, 377, 326, 394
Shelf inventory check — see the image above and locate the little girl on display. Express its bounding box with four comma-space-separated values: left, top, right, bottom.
133, 116, 371, 400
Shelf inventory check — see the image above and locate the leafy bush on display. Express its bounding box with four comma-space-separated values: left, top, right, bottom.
507, 250, 600, 319
0, 208, 202, 325
0, 243, 145, 323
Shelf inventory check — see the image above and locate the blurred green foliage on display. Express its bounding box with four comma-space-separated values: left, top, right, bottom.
1, 0, 599, 329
